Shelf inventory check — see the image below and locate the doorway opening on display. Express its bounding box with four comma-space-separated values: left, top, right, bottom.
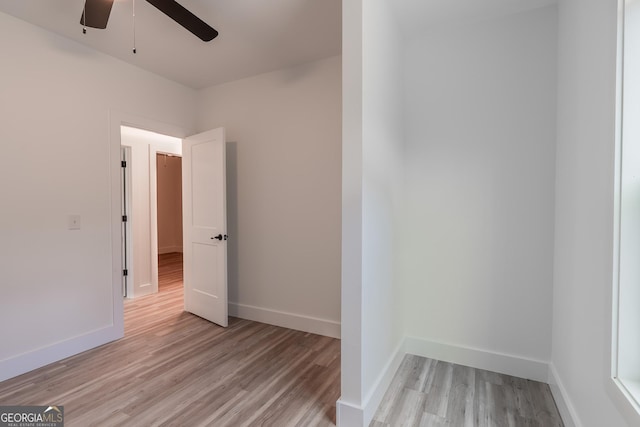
120, 125, 183, 304
118, 125, 229, 332
156, 152, 184, 294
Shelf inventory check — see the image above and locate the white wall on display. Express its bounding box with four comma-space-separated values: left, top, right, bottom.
339, 0, 405, 425
157, 154, 183, 254
0, 11, 196, 381
196, 55, 342, 338
550, 0, 631, 425
401, 6, 558, 379
617, 0, 640, 386
340, 0, 364, 423
360, 0, 405, 421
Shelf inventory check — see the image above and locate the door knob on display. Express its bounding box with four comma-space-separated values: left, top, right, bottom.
212, 234, 223, 241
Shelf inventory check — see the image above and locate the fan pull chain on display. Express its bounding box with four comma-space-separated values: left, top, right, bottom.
132, 0, 137, 53
82, 1, 87, 34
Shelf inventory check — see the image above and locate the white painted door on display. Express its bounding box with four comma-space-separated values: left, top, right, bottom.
182, 128, 228, 327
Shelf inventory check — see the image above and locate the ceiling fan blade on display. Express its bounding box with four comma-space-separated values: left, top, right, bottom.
146, 0, 218, 42
80, 0, 115, 29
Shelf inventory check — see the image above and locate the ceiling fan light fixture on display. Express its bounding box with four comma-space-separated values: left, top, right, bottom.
79, 0, 219, 42
80, 0, 115, 30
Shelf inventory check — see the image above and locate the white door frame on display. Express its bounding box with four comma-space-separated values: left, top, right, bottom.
121, 146, 133, 298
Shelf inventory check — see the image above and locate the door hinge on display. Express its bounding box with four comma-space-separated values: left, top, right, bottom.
122, 215, 128, 222
121, 160, 127, 168
123, 269, 128, 277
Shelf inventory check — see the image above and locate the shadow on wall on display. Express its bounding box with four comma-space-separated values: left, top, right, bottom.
226, 141, 239, 304
279, 61, 319, 83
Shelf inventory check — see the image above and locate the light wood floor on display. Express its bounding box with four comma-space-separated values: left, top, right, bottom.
0, 253, 341, 426
371, 354, 564, 427
0, 253, 565, 427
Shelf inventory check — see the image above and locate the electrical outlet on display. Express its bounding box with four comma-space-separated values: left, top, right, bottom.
68, 215, 81, 230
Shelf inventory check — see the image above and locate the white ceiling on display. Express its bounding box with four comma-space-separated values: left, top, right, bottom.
0, 0, 342, 89
0, 1, 558, 89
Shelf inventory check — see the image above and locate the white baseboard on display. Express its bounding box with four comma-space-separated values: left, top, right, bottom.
130, 282, 155, 299
548, 362, 582, 427
337, 398, 364, 427
0, 325, 121, 382
158, 246, 182, 255
336, 340, 405, 427
229, 302, 341, 339
404, 336, 549, 382
363, 339, 406, 426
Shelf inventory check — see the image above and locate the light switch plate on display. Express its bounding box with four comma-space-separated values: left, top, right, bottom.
68, 215, 81, 230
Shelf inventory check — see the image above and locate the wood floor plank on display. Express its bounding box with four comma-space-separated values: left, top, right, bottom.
0, 253, 340, 426
420, 411, 451, 427
424, 360, 454, 418
373, 354, 564, 427
0, 253, 567, 427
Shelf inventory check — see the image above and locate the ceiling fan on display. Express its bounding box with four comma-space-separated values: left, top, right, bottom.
80, 0, 218, 42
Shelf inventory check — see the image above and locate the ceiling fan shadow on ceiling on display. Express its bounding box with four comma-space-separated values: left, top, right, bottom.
80, 0, 218, 42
